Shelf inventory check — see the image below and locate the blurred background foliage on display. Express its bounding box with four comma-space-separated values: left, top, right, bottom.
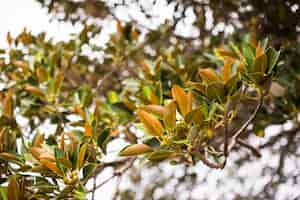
0, 0, 300, 199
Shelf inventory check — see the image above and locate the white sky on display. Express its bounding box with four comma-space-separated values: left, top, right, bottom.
0, 0, 80, 48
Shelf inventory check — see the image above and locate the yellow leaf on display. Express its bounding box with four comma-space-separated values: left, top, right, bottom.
33, 133, 44, 147
77, 143, 87, 169
163, 100, 176, 130
141, 105, 166, 117
137, 110, 164, 137
40, 159, 62, 176
221, 58, 233, 82
74, 105, 85, 119
187, 91, 193, 115
36, 66, 47, 83
60, 132, 65, 151
52, 71, 64, 97
24, 85, 45, 98
84, 122, 93, 137
12, 60, 29, 70
8, 175, 19, 200
215, 48, 237, 59
198, 68, 219, 83
171, 85, 191, 116
255, 43, 263, 58
119, 144, 153, 156
0, 152, 19, 161
39, 152, 55, 162
30, 147, 47, 160
3, 90, 13, 118
116, 20, 123, 34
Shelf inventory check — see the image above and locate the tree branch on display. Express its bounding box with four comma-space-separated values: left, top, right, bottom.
228, 93, 264, 153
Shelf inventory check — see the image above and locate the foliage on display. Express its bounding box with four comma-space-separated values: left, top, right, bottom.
1, 0, 300, 199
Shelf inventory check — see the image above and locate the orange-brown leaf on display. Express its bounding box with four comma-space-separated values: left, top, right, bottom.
8, 175, 19, 200
39, 152, 55, 162
24, 85, 45, 98
221, 58, 233, 82
33, 133, 44, 147
186, 91, 193, 115
84, 122, 93, 137
171, 85, 189, 116
141, 105, 166, 117
30, 147, 47, 160
3, 90, 13, 118
198, 68, 219, 83
40, 159, 62, 176
163, 100, 176, 130
119, 144, 153, 156
137, 110, 164, 137
256, 43, 264, 58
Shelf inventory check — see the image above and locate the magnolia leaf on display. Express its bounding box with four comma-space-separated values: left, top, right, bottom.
215, 48, 238, 59
24, 85, 45, 98
206, 82, 225, 102
83, 163, 97, 180
3, 90, 13, 118
242, 43, 255, 70
77, 143, 87, 169
119, 144, 153, 156
97, 128, 111, 153
147, 150, 175, 162
184, 108, 203, 125
30, 147, 47, 161
171, 85, 191, 116
40, 159, 62, 176
33, 133, 44, 147
8, 176, 19, 200
39, 152, 55, 162
52, 72, 64, 98
221, 58, 233, 82
267, 48, 280, 73
253, 53, 268, 73
36, 67, 47, 83
84, 122, 93, 137
187, 91, 193, 115
163, 100, 176, 130
141, 105, 166, 118
198, 68, 219, 83
255, 43, 264, 57
137, 110, 164, 137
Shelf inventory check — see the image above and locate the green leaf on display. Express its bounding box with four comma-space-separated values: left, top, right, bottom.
77, 143, 87, 169
147, 150, 174, 161
143, 137, 161, 149
97, 128, 111, 153
242, 43, 255, 71
0, 187, 7, 200
267, 48, 280, 73
83, 163, 97, 181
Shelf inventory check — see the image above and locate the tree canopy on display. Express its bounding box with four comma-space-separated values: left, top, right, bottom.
0, 0, 300, 199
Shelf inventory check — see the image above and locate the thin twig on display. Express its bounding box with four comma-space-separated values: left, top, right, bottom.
228, 93, 264, 153
87, 158, 136, 193
91, 174, 97, 200
237, 138, 261, 157
224, 103, 229, 157
199, 154, 225, 169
